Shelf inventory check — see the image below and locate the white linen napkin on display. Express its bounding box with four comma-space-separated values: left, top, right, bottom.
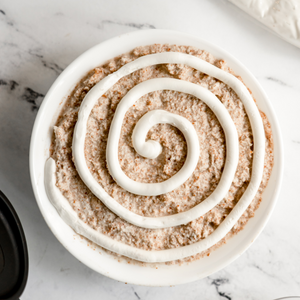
228, 0, 300, 48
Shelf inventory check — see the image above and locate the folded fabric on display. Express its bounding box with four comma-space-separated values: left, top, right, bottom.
228, 0, 300, 48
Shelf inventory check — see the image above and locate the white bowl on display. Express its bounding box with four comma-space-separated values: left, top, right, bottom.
29, 29, 283, 286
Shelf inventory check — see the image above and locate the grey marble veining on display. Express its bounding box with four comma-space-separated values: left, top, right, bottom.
1, 0, 300, 299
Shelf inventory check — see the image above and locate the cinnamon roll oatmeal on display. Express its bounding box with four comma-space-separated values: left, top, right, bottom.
46, 44, 274, 264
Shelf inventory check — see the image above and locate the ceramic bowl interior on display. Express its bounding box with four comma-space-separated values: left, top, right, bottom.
30, 29, 283, 286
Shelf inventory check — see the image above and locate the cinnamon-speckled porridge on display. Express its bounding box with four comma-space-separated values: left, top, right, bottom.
50, 44, 273, 264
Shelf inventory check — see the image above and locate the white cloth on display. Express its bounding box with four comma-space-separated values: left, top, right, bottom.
229, 0, 300, 48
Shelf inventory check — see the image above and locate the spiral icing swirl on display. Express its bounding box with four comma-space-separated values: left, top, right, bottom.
45, 52, 265, 262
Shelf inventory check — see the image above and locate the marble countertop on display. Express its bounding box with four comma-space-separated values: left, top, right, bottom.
1, 0, 300, 299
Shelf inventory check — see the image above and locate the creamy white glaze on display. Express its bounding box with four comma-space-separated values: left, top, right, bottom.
45, 51, 266, 262
45, 156, 257, 263
71, 52, 265, 229
106, 79, 200, 196
72, 79, 239, 228
49, 77, 239, 229
106, 78, 238, 197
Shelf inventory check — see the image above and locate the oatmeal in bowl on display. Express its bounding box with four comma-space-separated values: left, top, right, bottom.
30, 30, 283, 285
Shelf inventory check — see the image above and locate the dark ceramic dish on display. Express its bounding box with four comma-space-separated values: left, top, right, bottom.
0, 191, 28, 300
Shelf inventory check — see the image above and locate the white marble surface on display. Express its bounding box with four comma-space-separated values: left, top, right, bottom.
0, 0, 300, 299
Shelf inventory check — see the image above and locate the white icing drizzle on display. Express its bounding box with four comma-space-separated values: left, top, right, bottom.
106, 79, 200, 196
106, 78, 238, 197
45, 51, 266, 262
45, 155, 258, 263
72, 77, 239, 228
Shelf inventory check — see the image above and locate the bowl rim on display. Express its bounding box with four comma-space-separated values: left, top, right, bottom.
29, 29, 284, 286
